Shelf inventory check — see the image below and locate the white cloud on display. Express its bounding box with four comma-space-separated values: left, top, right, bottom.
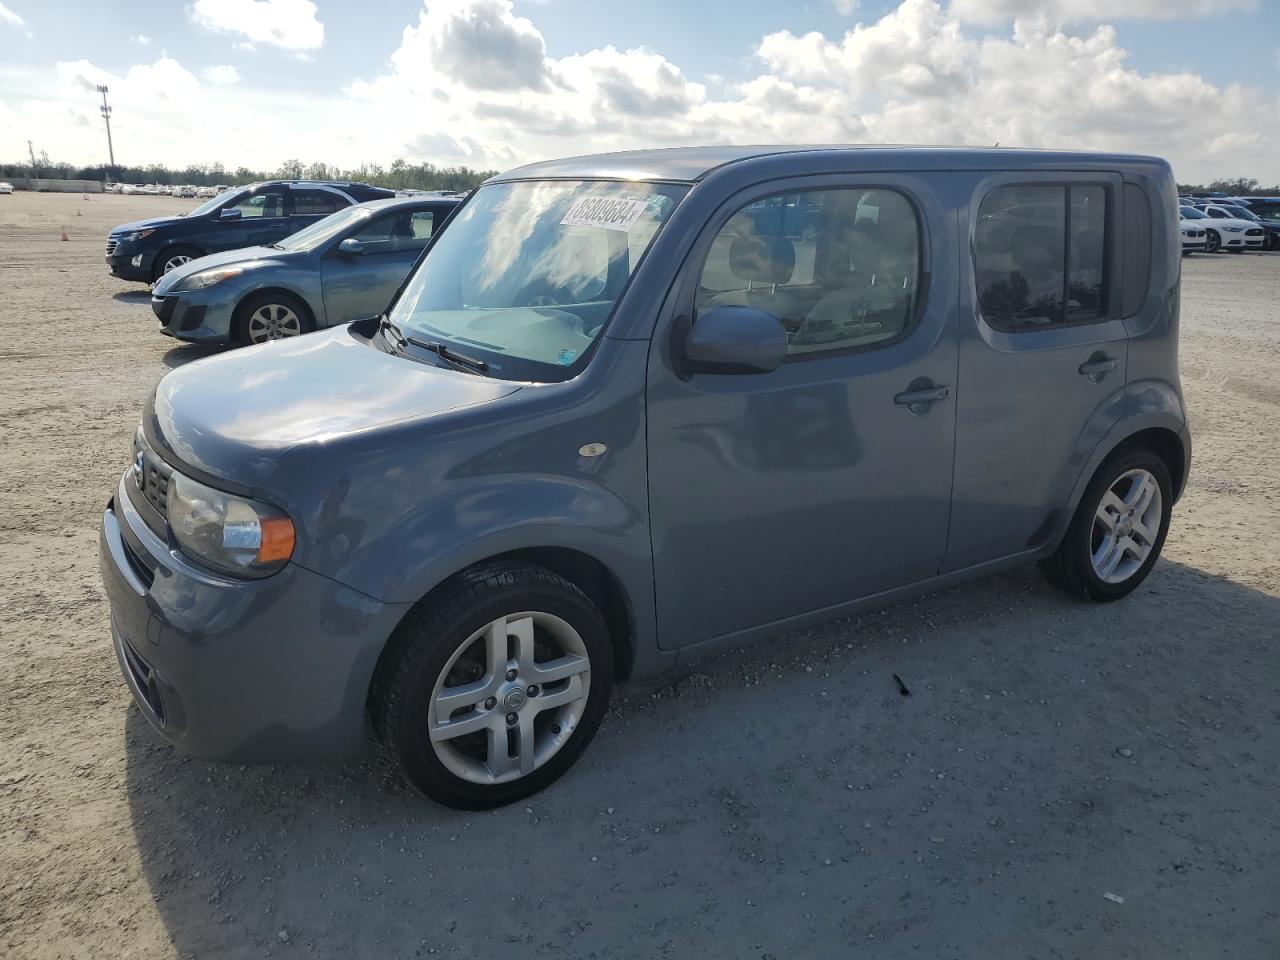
0, 1, 24, 26
833, 0, 859, 14
203, 64, 240, 84
0, 0, 1274, 185
190, 0, 323, 50
131, 34, 151, 46
950, 0, 1256, 24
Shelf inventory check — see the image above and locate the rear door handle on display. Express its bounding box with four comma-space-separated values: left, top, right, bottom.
894, 383, 951, 415
1078, 354, 1119, 383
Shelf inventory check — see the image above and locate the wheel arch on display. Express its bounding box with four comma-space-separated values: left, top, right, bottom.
368, 545, 638, 719
1055, 396, 1189, 551
232, 285, 317, 337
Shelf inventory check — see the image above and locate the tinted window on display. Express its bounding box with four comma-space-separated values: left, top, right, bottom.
976, 184, 1109, 331
1121, 183, 1151, 317
292, 190, 346, 216
697, 187, 921, 357
225, 190, 285, 219
350, 208, 436, 255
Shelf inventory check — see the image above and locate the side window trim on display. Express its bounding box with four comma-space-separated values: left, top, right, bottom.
689, 182, 930, 364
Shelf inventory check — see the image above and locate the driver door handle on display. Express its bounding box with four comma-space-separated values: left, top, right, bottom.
894, 383, 951, 415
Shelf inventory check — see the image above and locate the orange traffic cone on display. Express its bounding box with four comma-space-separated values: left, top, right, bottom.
60, 227, 69, 241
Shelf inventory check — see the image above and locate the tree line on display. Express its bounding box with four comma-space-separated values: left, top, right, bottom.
0, 156, 498, 192
2, 156, 1275, 197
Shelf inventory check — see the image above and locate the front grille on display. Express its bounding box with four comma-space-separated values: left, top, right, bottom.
106, 237, 119, 255
132, 434, 173, 519
1245, 228, 1263, 237
120, 635, 166, 724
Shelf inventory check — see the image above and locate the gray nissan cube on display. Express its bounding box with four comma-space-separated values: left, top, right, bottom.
99, 146, 1191, 809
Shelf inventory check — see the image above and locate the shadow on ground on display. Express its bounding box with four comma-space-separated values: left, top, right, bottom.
124, 560, 1280, 958
162, 343, 229, 369
112, 290, 153, 304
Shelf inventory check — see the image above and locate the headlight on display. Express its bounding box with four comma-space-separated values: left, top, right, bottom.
120, 228, 156, 243
1223, 226, 1244, 233
177, 266, 244, 290
166, 472, 294, 578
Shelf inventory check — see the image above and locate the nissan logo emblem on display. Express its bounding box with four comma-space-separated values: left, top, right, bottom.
133, 451, 145, 489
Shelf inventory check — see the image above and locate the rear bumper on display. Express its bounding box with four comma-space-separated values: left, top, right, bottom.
99, 473, 408, 762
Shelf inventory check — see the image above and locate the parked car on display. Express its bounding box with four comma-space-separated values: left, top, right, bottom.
0, 181, 13, 195
1178, 205, 1256, 253
1202, 203, 1280, 250
100, 146, 1189, 809
1235, 197, 1280, 223
1178, 211, 1208, 254
105, 180, 396, 283
1198, 204, 1268, 251
150, 195, 460, 344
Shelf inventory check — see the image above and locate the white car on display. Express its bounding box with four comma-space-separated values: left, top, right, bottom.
1179, 205, 1262, 253
0, 181, 13, 195
1178, 211, 1207, 255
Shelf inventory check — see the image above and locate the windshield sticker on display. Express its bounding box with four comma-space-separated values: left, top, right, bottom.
557, 348, 578, 365
560, 196, 650, 232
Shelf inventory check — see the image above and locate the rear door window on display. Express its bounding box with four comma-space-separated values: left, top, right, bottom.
291, 189, 347, 216
975, 184, 1110, 331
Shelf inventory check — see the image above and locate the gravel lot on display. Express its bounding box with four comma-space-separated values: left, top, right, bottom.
1, 192, 1278, 959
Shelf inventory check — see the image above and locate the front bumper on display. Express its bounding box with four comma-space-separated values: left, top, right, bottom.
106, 248, 155, 282
150, 288, 237, 343
99, 472, 408, 762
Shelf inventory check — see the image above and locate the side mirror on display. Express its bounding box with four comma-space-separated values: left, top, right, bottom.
684, 305, 787, 374
338, 238, 365, 256
218, 208, 242, 221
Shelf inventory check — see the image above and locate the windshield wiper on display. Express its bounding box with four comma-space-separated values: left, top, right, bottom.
263, 241, 284, 249
377, 315, 489, 374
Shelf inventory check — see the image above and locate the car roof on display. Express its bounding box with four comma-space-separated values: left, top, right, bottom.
489, 144, 1169, 184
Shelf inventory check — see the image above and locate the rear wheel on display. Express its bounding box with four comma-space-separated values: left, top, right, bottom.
1040, 448, 1172, 602
233, 291, 314, 345
372, 563, 614, 809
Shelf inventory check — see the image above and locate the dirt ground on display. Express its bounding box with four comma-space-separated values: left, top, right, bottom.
1, 191, 1277, 959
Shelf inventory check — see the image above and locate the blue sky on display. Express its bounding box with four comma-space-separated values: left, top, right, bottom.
0, 0, 1275, 181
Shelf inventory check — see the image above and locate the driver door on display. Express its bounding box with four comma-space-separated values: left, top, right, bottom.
322, 207, 437, 325
212, 187, 290, 251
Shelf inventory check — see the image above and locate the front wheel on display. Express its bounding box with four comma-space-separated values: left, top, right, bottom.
373, 563, 614, 809
152, 246, 202, 282
1203, 229, 1221, 253
232, 291, 314, 345
1040, 448, 1173, 602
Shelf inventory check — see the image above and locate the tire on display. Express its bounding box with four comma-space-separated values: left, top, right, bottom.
232, 291, 314, 345
1203, 229, 1220, 254
372, 562, 615, 809
1040, 448, 1173, 602
151, 246, 203, 282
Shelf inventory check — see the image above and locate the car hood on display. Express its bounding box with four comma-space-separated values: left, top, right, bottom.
152, 246, 285, 293
146, 326, 522, 491
110, 214, 191, 234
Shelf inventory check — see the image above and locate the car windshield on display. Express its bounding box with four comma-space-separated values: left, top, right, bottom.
277, 206, 372, 250
1224, 206, 1258, 220
1180, 207, 1206, 219
388, 179, 687, 382
186, 188, 245, 218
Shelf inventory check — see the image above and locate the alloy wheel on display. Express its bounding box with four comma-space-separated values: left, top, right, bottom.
1090, 468, 1162, 584
428, 611, 591, 785
162, 254, 193, 274
246, 304, 302, 343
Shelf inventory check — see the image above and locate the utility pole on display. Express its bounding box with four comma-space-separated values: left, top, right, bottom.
97, 84, 116, 169
28, 139, 38, 176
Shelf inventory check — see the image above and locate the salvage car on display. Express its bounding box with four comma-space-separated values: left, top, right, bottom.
104, 179, 396, 283
100, 146, 1190, 809
150, 195, 460, 345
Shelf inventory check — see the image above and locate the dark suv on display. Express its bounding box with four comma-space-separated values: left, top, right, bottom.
105, 180, 396, 283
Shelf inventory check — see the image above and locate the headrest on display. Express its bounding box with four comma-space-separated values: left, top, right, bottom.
729, 235, 795, 285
